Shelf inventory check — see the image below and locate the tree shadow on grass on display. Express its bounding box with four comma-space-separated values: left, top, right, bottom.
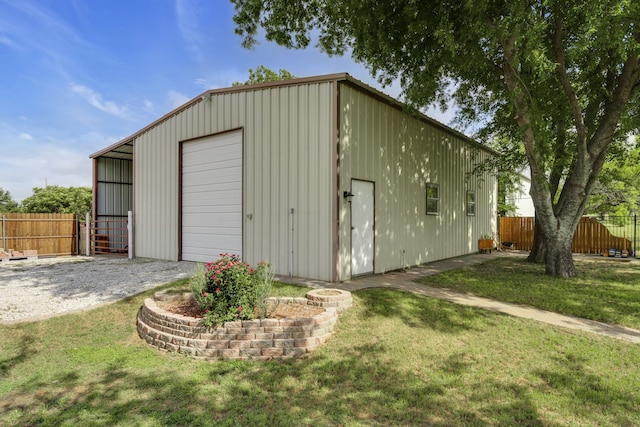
0, 288, 635, 426
533, 352, 639, 426
0, 333, 35, 379
0, 345, 548, 426
354, 288, 498, 333
419, 257, 640, 329
0, 288, 531, 426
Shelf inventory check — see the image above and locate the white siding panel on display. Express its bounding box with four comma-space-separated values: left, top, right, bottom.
182, 130, 242, 262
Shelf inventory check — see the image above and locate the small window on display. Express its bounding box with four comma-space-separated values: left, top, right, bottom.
426, 183, 440, 215
467, 191, 476, 216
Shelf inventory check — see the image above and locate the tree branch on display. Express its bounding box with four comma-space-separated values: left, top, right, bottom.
499, 35, 555, 223
588, 52, 640, 158
551, 6, 587, 145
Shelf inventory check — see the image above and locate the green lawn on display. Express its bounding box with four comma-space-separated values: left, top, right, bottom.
1, 270, 639, 426
419, 256, 640, 330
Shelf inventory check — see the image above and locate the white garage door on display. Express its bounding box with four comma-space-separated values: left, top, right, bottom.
182, 130, 242, 262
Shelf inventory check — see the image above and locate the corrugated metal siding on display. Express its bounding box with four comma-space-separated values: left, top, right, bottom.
95, 157, 133, 253
338, 84, 497, 280
133, 83, 334, 281
96, 157, 133, 217
182, 130, 243, 261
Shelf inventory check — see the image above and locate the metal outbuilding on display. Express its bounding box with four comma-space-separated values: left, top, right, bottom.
90, 73, 497, 282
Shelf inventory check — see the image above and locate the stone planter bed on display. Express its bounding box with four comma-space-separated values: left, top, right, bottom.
137, 288, 352, 360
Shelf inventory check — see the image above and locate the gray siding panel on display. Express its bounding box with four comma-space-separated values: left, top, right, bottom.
94, 157, 133, 253
134, 82, 335, 280
338, 84, 497, 280
96, 157, 132, 217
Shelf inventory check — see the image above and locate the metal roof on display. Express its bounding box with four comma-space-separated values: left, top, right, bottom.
90, 72, 496, 159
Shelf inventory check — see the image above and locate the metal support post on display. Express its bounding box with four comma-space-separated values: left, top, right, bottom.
85, 212, 90, 256
127, 211, 133, 260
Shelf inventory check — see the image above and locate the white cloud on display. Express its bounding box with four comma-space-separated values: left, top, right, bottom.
193, 69, 248, 90
71, 84, 130, 118
175, 0, 206, 61
194, 78, 208, 88
19, 133, 33, 140
143, 99, 155, 114
0, 35, 16, 48
167, 90, 191, 109
3, 0, 78, 39
0, 0, 89, 56
0, 144, 91, 202
0, 122, 119, 202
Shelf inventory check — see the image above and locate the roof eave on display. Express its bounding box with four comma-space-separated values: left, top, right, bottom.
340, 75, 500, 157
90, 71, 499, 159
89, 73, 350, 159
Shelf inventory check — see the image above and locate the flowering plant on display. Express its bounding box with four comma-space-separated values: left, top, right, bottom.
190, 253, 273, 327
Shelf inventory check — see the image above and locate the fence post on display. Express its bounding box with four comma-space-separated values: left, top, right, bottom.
85, 212, 90, 256
127, 210, 133, 260
75, 214, 79, 255
1, 215, 4, 251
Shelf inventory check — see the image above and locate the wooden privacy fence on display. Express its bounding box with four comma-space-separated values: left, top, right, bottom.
0, 213, 79, 256
500, 216, 633, 254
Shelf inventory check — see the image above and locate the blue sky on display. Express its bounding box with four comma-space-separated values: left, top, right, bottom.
0, 0, 455, 203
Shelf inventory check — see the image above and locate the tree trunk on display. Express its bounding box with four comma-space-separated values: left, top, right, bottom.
543, 233, 576, 277
527, 216, 546, 263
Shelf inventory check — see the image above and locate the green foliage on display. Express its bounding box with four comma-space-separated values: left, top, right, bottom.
586, 138, 640, 217
190, 254, 273, 326
470, 136, 525, 216
231, 65, 295, 86
0, 187, 19, 212
20, 186, 91, 214
498, 171, 519, 216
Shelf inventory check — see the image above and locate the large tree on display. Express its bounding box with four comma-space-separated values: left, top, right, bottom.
231, 0, 640, 277
21, 186, 92, 215
0, 187, 19, 212
232, 65, 295, 86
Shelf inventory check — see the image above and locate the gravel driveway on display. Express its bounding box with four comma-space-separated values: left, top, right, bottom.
0, 256, 196, 324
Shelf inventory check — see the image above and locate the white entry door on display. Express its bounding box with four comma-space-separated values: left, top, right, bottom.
181, 130, 243, 262
351, 180, 374, 276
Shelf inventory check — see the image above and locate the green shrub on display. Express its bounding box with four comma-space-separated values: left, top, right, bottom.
190, 254, 273, 327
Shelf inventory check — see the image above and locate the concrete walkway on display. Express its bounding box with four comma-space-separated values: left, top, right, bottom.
278, 251, 640, 344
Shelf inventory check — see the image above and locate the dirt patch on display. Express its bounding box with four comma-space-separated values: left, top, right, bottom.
159, 298, 325, 319
315, 289, 343, 296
